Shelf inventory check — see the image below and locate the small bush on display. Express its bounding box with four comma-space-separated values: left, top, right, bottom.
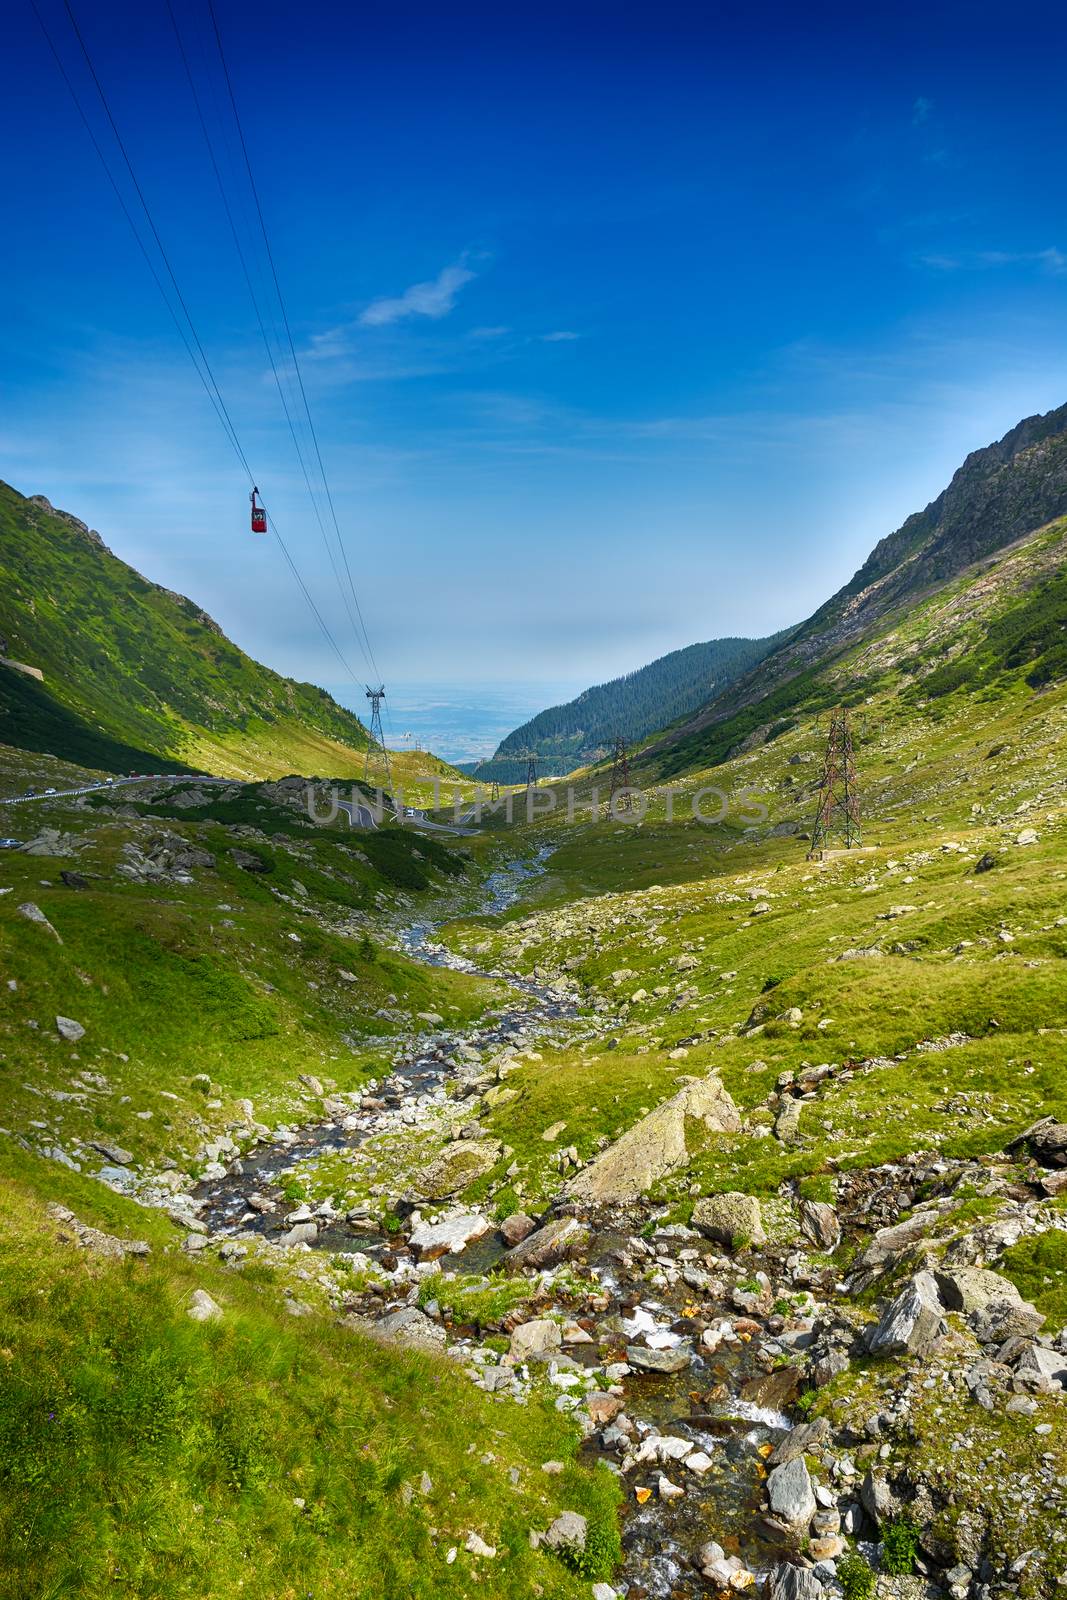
881, 1517, 920, 1575
838, 1550, 876, 1600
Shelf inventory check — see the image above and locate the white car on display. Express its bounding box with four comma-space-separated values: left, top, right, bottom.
44, 787, 57, 795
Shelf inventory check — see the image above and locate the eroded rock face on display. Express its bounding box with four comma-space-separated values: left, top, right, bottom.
568, 1075, 740, 1202
691, 1191, 766, 1249
799, 1198, 840, 1251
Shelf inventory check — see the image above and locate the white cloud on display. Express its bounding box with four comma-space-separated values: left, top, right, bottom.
359, 261, 476, 327
540, 329, 580, 342
918, 247, 1067, 277
912, 96, 933, 125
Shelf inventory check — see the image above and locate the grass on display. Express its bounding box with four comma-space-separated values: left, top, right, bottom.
0, 1173, 620, 1600
0, 801, 505, 1177
999, 1227, 1067, 1328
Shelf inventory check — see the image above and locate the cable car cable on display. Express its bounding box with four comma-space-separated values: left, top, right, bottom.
32, 0, 365, 690
165, 0, 374, 677
206, 0, 384, 686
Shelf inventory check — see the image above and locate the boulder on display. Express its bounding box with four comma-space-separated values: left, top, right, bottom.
625, 1343, 691, 1374
414, 1141, 501, 1200
1014, 1342, 1067, 1392
846, 1213, 941, 1291
798, 1198, 840, 1251
867, 1272, 947, 1358
55, 1015, 86, 1042
541, 1511, 587, 1555
498, 1212, 537, 1246
567, 1075, 740, 1202
409, 1209, 489, 1260
503, 1213, 590, 1273
509, 1318, 562, 1361
934, 1266, 1040, 1322
691, 1191, 766, 1249
766, 1565, 826, 1600
766, 1456, 816, 1529
369, 1306, 447, 1351
187, 1289, 223, 1323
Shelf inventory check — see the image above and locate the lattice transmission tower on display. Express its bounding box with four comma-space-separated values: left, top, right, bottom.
807, 706, 861, 856
363, 684, 393, 791
608, 734, 633, 811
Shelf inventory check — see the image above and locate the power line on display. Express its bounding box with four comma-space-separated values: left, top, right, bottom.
32, 0, 365, 690
166, 0, 375, 679
206, 0, 383, 687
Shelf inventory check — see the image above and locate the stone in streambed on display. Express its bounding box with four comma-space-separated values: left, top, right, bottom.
866, 1271, 947, 1357
503, 1213, 590, 1273
498, 1211, 536, 1246
409, 1209, 489, 1260
766, 1455, 816, 1529
509, 1318, 562, 1361
625, 1343, 691, 1374
691, 1191, 765, 1249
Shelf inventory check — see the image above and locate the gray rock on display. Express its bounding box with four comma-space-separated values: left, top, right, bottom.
867, 1271, 947, 1357
691, 1191, 766, 1249
769, 1417, 831, 1465
766, 1564, 825, 1600
567, 1075, 740, 1201
187, 1289, 222, 1323
625, 1343, 691, 1373
541, 1511, 587, 1554
510, 1318, 562, 1360
91, 1139, 133, 1165
279, 1221, 318, 1247
17, 901, 61, 941
799, 1198, 840, 1251
409, 1209, 489, 1260
369, 1306, 447, 1351
1014, 1342, 1067, 1392
766, 1456, 816, 1529
503, 1213, 590, 1273
413, 1140, 501, 1200
934, 1266, 1033, 1317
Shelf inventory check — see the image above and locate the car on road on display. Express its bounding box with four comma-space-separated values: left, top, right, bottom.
44, 787, 57, 795
0, 838, 21, 849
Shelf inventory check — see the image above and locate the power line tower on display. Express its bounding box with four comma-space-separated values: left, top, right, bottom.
363, 684, 393, 792
807, 707, 861, 856
511, 749, 538, 787
608, 734, 633, 811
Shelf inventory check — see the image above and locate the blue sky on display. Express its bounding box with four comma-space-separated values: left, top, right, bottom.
3, 0, 1067, 708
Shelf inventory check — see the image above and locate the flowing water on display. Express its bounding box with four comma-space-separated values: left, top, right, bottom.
196, 846, 794, 1594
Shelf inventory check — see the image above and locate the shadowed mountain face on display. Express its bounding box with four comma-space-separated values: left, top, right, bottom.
0, 480, 371, 777
471, 633, 786, 783
648, 403, 1067, 771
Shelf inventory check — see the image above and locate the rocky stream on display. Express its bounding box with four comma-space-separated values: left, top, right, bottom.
188, 850, 1067, 1600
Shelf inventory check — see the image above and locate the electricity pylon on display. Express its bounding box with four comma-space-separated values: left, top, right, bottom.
807, 706, 861, 856
608, 734, 633, 811
363, 685, 393, 792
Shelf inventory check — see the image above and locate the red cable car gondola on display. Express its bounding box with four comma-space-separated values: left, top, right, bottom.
250, 486, 267, 534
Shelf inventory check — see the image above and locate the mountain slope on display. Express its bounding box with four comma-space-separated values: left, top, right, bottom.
0, 481, 373, 779
472, 632, 786, 782
645, 402, 1067, 775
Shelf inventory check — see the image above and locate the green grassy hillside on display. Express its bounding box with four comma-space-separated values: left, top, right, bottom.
0, 481, 375, 778
648, 402, 1067, 770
